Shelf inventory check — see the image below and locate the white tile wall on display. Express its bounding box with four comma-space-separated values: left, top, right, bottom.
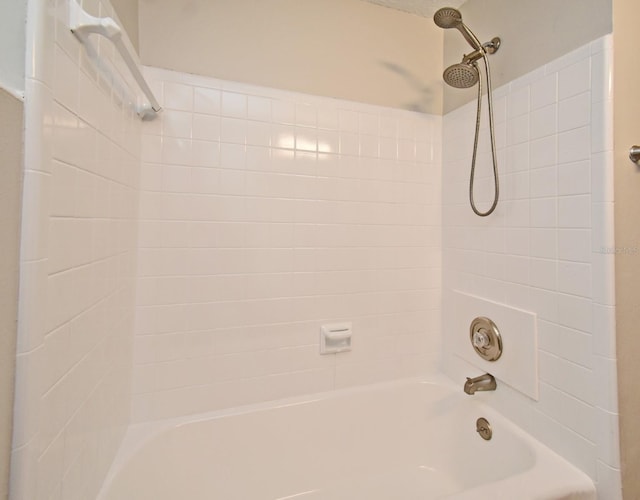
14, 3, 618, 498
12, 0, 141, 498
442, 35, 620, 499
132, 66, 442, 422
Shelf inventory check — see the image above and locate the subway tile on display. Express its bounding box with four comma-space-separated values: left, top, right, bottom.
20, 171, 51, 262
192, 114, 220, 142
296, 127, 318, 152
506, 142, 530, 172
141, 134, 163, 164
53, 45, 79, 113
194, 87, 221, 115
507, 85, 530, 118
530, 73, 557, 110
530, 197, 557, 228
558, 195, 591, 228
317, 129, 340, 154
339, 109, 359, 132
191, 140, 220, 168
162, 137, 193, 165
379, 136, 397, 160
591, 99, 613, 153
163, 82, 193, 111
222, 91, 248, 118
591, 253, 615, 307
592, 304, 616, 358
558, 126, 591, 163
379, 114, 398, 137
272, 100, 296, 124
317, 107, 339, 130
248, 96, 272, 121
559, 92, 590, 132
591, 151, 614, 203
246, 121, 272, 148
339, 132, 360, 156
530, 165, 557, 198
593, 356, 618, 413
359, 112, 379, 135
596, 462, 622, 500
538, 321, 592, 368
558, 229, 591, 263
296, 103, 317, 127
530, 228, 557, 260
557, 261, 591, 297
591, 202, 615, 251
558, 160, 590, 196
558, 58, 591, 100
537, 382, 596, 442
220, 117, 247, 144
557, 293, 592, 333
162, 110, 192, 139
505, 171, 529, 200
507, 114, 529, 146
530, 258, 556, 291
595, 408, 620, 468
539, 351, 595, 405
590, 48, 613, 103
530, 104, 557, 140
530, 135, 557, 169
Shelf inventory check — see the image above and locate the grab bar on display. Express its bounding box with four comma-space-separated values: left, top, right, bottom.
69, 0, 161, 118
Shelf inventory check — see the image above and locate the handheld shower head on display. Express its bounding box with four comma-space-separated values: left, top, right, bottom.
434, 7, 502, 217
433, 7, 483, 51
443, 62, 479, 89
433, 7, 463, 29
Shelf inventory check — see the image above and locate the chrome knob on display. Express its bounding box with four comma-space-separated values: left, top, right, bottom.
629, 145, 640, 164
472, 329, 490, 349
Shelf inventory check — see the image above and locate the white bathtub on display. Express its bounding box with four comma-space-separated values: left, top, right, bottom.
98, 376, 596, 499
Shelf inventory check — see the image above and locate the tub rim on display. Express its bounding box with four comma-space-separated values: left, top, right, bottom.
98, 373, 596, 500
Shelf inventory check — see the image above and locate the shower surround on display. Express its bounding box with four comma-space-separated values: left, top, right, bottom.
132, 67, 443, 421
442, 35, 619, 498
11, 0, 620, 498
11, 1, 141, 498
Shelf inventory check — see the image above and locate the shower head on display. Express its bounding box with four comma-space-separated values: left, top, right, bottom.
433, 7, 463, 29
433, 7, 483, 51
443, 62, 479, 88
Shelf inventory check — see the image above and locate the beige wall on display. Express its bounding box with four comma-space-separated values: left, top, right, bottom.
613, 0, 640, 497
0, 0, 26, 95
0, 89, 23, 500
138, 0, 443, 113
444, 0, 612, 112
111, 0, 139, 52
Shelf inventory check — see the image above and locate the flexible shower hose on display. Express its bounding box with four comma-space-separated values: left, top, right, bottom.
469, 53, 500, 217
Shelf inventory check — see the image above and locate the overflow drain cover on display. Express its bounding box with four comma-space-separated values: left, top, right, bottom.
476, 417, 492, 440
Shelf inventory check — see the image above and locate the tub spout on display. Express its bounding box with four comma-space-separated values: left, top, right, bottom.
464, 373, 496, 395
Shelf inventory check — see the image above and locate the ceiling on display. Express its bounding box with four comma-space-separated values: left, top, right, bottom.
360, 0, 465, 18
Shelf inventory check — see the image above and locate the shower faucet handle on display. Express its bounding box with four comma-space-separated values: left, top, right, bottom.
472, 329, 491, 350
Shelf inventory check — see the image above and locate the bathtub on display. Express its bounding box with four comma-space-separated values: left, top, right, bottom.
98, 376, 596, 499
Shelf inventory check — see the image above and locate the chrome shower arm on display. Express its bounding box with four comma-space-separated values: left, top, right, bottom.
463, 39, 501, 65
